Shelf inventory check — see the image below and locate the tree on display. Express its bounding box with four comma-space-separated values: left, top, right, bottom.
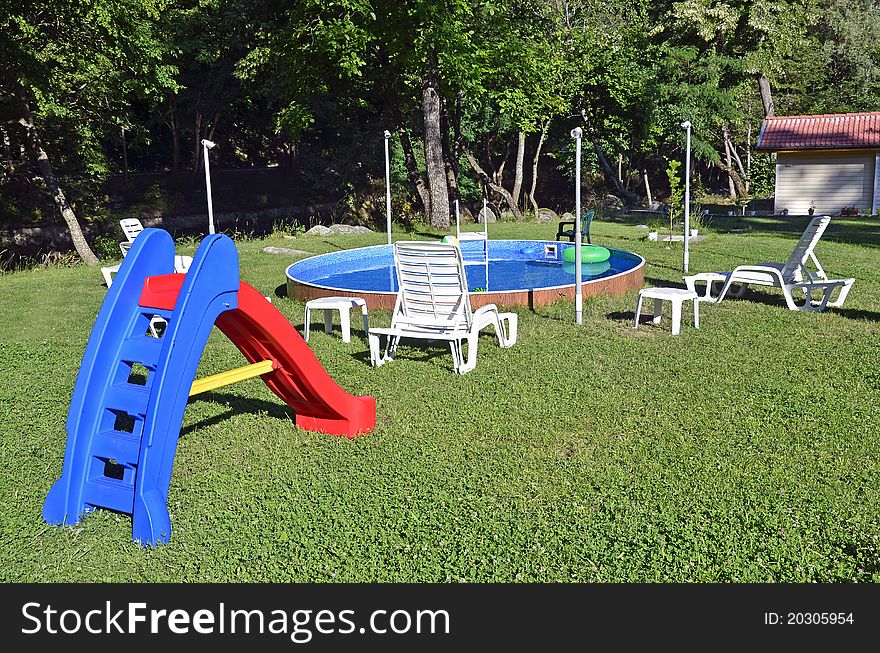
542, 1, 656, 205
651, 0, 824, 199
237, 1, 566, 228
665, 158, 683, 241
0, 0, 177, 264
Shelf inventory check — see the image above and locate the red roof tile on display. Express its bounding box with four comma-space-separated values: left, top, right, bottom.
756, 112, 880, 151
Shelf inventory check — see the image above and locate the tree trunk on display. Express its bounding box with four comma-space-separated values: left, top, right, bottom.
484, 134, 500, 186
206, 110, 220, 143
421, 50, 450, 229
18, 99, 98, 265
391, 100, 430, 215
725, 127, 748, 192
397, 125, 430, 216
643, 168, 653, 206
191, 111, 203, 175
495, 158, 506, 190
528, 120, 549, 214
714, 159, 748, 197
512, 131, 525, 210
463, 147, 523, 220
746, 123, 751, 194
580, 109, 638, 203
723, 125, 737, 199
757, 73, 775, 117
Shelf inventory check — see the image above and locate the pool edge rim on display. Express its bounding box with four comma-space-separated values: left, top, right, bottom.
284, 240, 646, 310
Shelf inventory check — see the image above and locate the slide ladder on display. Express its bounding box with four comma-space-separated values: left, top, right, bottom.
43, 229, 375, 545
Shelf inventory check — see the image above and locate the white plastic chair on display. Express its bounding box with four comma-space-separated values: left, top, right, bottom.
100, 223, 192, 336
102, 219, 192, 287
118, 217, 145, 256
101, 254, 192, 288
368, 241, 517, 374
701, 215, 854, 312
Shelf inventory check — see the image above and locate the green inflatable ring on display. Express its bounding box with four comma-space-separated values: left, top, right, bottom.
562, 244, 611, 263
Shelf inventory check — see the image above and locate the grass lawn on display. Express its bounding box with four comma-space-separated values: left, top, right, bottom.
1, 214, 878, 582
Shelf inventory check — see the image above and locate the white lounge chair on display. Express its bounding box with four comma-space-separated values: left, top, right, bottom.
101, 219, 192, 287
368, 241, 518, 374
118, 217, 145, 256
686, 215, 854, 312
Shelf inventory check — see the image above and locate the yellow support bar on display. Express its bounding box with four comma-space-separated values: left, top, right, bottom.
189, 359, 277, 397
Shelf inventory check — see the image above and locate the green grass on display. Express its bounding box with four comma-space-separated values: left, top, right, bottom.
1, 216, 879, 582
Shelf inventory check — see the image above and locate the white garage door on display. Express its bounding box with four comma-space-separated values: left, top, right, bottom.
775, 151, 875, 215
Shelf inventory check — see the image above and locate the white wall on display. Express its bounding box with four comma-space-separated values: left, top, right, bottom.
774, 150, 876, 214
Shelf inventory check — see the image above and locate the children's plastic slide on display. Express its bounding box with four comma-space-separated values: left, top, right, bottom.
43, 229, 376, 545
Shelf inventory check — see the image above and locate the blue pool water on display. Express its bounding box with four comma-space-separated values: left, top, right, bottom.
285, 240, 644, 293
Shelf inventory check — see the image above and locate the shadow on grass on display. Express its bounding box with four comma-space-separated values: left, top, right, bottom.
353, 334, 508, 370
183, 392, 293, 436
827, 307, 880, 322
607, 307, 699, 327
715, 215, 880, 249
618, 211, 880, 248
643, 276, 688, 289
644, 275, 875, 318
402, 229, 444, 240
606, 309, 638, 324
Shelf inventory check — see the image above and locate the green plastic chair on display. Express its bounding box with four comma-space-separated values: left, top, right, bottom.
555, 209, 595, 244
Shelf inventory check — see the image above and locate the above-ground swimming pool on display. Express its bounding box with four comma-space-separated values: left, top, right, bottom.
286, 239, 645, 309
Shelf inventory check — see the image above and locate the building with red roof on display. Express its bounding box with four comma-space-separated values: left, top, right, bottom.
756, 111, 880, 215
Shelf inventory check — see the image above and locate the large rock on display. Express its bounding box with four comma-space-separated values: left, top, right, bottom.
457, 207, 475, 224
305, 225, 331, 236
327, 224, 373, 234
477, 206, 497, 223
304, 223, 374, 236
262, 246, 311, 256
601, 194, 624, 210
535, 208, 558, 224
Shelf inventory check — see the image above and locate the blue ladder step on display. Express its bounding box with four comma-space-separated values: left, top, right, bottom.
92, 430, 142, 465
104, 383, 152, 416
119, 336, 164, 369
83, 477, 135, 514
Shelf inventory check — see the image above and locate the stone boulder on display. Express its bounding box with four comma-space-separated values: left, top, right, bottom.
457, 207, 475, 224
600, 194, 624, 210
305, 225, 331, 236
305, 223, 374, 236
327, 224, 373, 234
535, 208, 558, 224
262, 246, 311, 256
477, 206, 497, 223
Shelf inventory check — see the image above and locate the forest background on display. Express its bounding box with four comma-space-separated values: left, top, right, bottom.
2, 0, 879, 265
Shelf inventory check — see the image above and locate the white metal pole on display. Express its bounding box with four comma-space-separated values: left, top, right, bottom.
455, 199, 460, 239
202, 139, 216, 235
384, 130, 392, 245
482, 198, 489, 290
484, 199, 489, 289
571, 127, 583, 325
681, 121, 691, 272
